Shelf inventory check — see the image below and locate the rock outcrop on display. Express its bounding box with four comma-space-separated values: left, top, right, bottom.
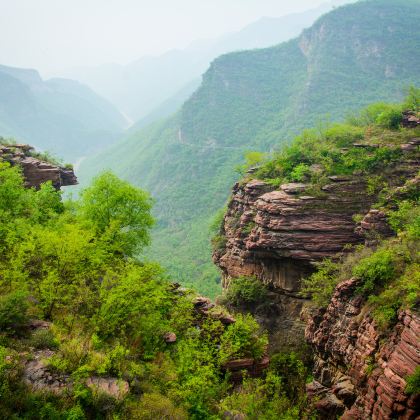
23, 350, 129, 400
305, 278, 420, 419
0, 143, 77, 189
214, 176, 378, 294
213, 140, 419, 352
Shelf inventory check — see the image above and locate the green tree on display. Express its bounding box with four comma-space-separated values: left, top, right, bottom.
79, 171, 154, 256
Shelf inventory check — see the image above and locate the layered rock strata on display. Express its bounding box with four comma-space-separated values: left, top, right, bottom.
213, 140, 419, 352
305, 278, 419, 419
0, 143, 77, 189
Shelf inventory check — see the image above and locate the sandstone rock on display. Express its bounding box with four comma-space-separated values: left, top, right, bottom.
86, 377, 129, 400
0, 144, 77, 189
315, 393, 345, 419
163, 332, 177, 343
306, 278, 420, 419
223, 355, 270, 382
356, 209, 394, 245
280, 183, 307, 194
24, 350, 129, 400
401, 111, 420, 128
28, 319, 52, 330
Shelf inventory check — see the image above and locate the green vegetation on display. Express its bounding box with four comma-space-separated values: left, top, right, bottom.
219, 276, 268, 307
219, 352, 310, 419
0, 162, 311, 418
405, 366, 420, 395
293, 92, 420, 330
302, 199, 419, 330
78, 0, 420, 297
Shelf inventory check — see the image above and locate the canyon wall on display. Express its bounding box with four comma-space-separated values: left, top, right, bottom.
306, 278, 419, 419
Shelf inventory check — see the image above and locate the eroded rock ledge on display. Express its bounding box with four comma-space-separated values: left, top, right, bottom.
0, 143, 77, 189
305, 278, 419, 420
213, 141, 418, 352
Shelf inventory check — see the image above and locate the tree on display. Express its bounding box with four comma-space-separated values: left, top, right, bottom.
79, 172, 154, 256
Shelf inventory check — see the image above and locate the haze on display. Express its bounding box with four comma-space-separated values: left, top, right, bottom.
1, 0, 342, 76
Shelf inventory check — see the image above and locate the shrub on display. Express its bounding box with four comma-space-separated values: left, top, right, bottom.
290, 163, 311, 182
300, 259, 340, 307
211, 234, 227, 251
369, 263, 419, 330
402, 86, 420, 113
0, 291, 29, 334
406, 366, 420, 395
219, 314, 268, 363
375, 106, 403, 129
388, 201, 420, 239
29, 329, 59, 350
222, 276, 267, 306
353, 248, 396, 295
129, 393, 187, 420
270, 352, 308, 401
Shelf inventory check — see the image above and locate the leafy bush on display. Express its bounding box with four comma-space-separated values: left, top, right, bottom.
388, 200, 420, 239
129, 393, 187, 420
270, 352, 308, 401
402, 86, 420, 113
222, 276, 268, 306
0, 291, 29, 333
290, 163, 311, 182
29, 329, 59, 350
219, 314, 268, 363
236, 151, 266, 175
375, 105, 403, 129
353, 248, 396, 295
211, 234, 227, 251
369, 263, 419, 329
300, 260, 340, 307
79, 171, 154, 256
406, 366, 420, 395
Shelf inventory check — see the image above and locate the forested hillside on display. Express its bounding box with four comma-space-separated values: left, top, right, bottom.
0, 93, 418, 418
0, 65, 125, 161
79, 0, 420, 296
62, 0, 350, 122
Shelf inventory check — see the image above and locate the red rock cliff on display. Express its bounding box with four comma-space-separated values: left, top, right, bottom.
305, 278, 419, 419
0, 143, 77, 189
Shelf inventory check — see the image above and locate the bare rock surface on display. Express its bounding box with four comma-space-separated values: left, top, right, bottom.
0, 143, 77, 189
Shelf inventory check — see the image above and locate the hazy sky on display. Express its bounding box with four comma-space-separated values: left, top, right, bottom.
1, 0, 332, 76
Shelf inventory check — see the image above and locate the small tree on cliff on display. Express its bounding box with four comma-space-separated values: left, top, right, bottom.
79, 171, 154, 256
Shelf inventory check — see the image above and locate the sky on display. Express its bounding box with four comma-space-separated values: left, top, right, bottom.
0, 0, 335, 76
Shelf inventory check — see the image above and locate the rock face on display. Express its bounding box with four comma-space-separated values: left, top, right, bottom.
305, 278, 420, 419
23, 349, 129, 400
213, 176, 376, 351
0, 143, 77, 189
214, 177, 375, 293
212, 141, 419, 352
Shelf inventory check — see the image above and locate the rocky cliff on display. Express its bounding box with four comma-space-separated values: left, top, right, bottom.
213, 108, 420, 416
0, 143, 77, 189
305, 278, 419, 419
213, 140, 419, 352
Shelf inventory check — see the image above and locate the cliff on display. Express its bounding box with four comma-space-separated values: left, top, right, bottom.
213, 141, 418, 352
0, 143, 77, 189
213, 103, 420, 416
305, 278, 419, 419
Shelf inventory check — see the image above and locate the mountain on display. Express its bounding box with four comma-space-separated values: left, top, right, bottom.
60, 0, 354, 122
0, 64, 126, 161
78, 0, 420, 296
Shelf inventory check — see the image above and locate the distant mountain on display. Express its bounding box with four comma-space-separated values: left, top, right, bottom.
0, 64, 126, 161
60, 0, 354, 122
79, 0, 420, 296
